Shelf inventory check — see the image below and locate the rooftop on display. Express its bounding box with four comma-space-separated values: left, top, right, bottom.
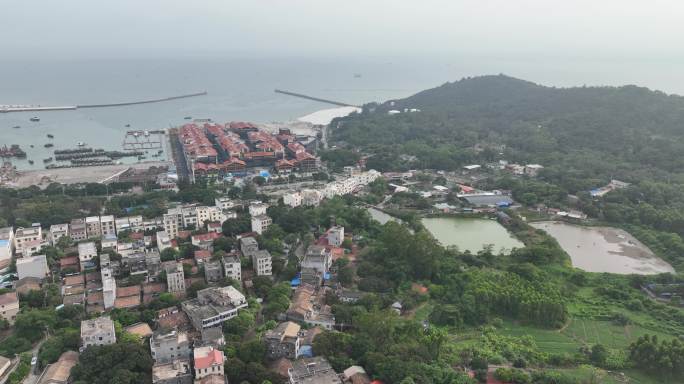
37, 351, 78, 384
194, 345, 224, 369
289, 356, 342, 384
152, 359, 192, 382
80, 316, 115, 338
0, 291, 18, 306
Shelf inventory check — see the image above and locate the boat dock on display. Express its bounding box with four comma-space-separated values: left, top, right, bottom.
274, 89, 361, 108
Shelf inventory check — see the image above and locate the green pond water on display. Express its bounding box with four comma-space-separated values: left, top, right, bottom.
421, 217, 523, 254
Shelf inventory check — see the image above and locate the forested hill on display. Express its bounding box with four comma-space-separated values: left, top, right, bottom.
331, 75, 684, 185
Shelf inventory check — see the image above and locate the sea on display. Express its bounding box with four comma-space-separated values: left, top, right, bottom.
2, 56, 682, 170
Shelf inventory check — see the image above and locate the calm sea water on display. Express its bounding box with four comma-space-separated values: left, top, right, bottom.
2, 56, 683, 170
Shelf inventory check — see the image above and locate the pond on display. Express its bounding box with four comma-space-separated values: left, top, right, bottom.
421, 217, 524, 254
530, 221, 674, 275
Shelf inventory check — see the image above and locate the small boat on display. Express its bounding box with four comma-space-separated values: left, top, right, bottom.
47, 134, 54, 139
354, 73, 362, 78
77, 141, 86, 147
30, 117, 40, 122
43, 157, 53, 163
12, 125, 20, 129
29, 145, 34, 148
125, 124, 131, 127
28, 160, 34, 165
138, 155, 146, 160
184, 116, 192, 120
44, 143, 54, 148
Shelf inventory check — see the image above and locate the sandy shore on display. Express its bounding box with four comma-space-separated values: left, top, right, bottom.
297, 106, 361, 125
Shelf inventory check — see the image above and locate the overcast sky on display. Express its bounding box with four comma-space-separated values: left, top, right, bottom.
2, 0, 684, 60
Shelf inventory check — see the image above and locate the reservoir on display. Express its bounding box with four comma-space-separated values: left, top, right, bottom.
421, 217, 523, 254
530, 221, 674, 275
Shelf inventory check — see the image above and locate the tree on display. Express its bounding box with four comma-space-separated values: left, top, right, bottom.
71, 342, 153, 384
160, 248, 179, 262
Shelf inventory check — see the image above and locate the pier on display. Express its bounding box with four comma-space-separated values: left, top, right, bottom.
0, 92, 207, 113
274, 89, 361, 108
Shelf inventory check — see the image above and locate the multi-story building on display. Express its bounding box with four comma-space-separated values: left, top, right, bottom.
163, 209, 183, 239
250, 214, 271, 235
100, 215, 116, 236
150, 330, 191, 364
283, 192, 302, 208
14, 224, 42, 257
327, 226, 344, 247
78, 242, 98, 270
156, 231, 173, 252
204, 261, 222, 284
101, 234, 117, 250
222, 254, 241, 282
214, 197, 235, 210
85, 216, 101, 239
70, 219, 87, 242
115, 217, 131, 234
16, 254, 49, 280
288, 357, 341, 384
252, 250, 272, 276
301, 189, 322, 207
193, 346, 225, 381
164, 261, 186, 294
49, 224, 69, 245
265, 321, 301, 360
248, 202, 268, 217
239, 237, 259, 257
0, 291, 19, 325
152, 359, 193, 384
196, 206, 227, 228
181, 286, 247, 330
302, 245, 332, 276
0, 227, 13, 267
102, 272, 116, 309
80, 316, 116, 350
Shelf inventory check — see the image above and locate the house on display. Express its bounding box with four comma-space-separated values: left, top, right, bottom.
102, 272, 116, 309
193, 345, 225, 381
150, 330, 191, 364
100, 215, 116, 236
157, 306, 190, 330
101, 234, 117, 250
343, 366, 371, 384
0, 291, 19, 325
326, 226, 344, 247
283, 192, 302, 208
37, 350, 79, 384
204, 261, 223, 283
214, 197, 235, 210
181, 286, 247, 330
194, 250, 212, 264
16, 254, 48, 280
251, 214, 272, 235
222, 254, 241, 282
115, 284, 141, 309
286, 284, 335, 330
152, 359, 193, 384
248, 202, 269, 217
201, 326, 226, 347
191, 232, 221, 250
157, 231, 173, 252
301, 189, 322, 207
69, 219, 87, 242
14, 276, 41, 295
85, 216, 101, 238
524, 164, 544, 177
78, 242, 98, 270
252, 250, 272, 276
337, 289, 364, 304
0, 227, 13, 267
14, 224, 43, 256
302, 246, 332, 275
49, 224, 69, 245
288, 357, 342, 384
80, 316, 116, 350
239, 236, 259, 257
265, 321, 301, 360
164, 261, 186, 294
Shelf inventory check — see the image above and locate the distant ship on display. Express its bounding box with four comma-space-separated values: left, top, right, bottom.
77, 141, 86, 147
125, 124, 131, 127
354, 73, 362, 78
12, 125, 20, 129
184, 116, 192, 120
30, 117, 40, 122
43, 143, 54, 148
47, 134, 54, 139
28, 160, 34, 165
43, 157, 53, 163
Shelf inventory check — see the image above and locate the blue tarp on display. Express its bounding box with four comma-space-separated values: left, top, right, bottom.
324, 272, 331, 280
290, 277, 301, 287
298, 345, 313, 358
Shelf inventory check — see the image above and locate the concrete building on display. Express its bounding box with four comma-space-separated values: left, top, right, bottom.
163, 209, 183, 239
265, 321, 301, 360
222, 254, 241, 282
14, 224, 42, 256
214, 197, 235, 210
0, 291, 19, 325
251, 214, 272, 235
164, 261, 186, 294
150, 330, 191, 364
100, 215, 116, 236
239, 237, 259, 256
302, 246, 332, 275
78, 242, 98, 270
156, 231, 173, 252
193, 346, 225, 381
283, 192, 302, 208
288, 357, 342, 384
204, 260, 222, 284
80, 316, 116, 350
101, 255, 116, 309
49, 224, 69, 245
181, 286, 247, 330
37, 350, 79, 384
16, 254, 48, 280
101, 234, 117, 250
152, 359, 193, 384
301, 189, 322, 207
115, 217, 132, 234
248, 202, 268, 217
69, 219, 87, 242
85, 216, 101, 239
252, 250, 272, 276
326, 226, 344, 247
0, 227, 13, 267
196, 206, 227, 228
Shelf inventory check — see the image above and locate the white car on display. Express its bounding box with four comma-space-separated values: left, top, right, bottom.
31, 356, 37, 366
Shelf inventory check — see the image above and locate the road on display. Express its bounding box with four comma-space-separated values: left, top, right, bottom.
22, 338, 47, 384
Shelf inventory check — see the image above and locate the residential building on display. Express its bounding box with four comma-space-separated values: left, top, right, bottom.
150, 330, 191, 364
14, 276, 42, 295
164, 261, 186, 294
252, 250, 272, 276
251, 214, 272, 235
248, 202, 268, 217
152, 359, 193, 384
78, 242, 98, 270
85, 216, 101, 238
49, 224, 69, 245
100, 215, 116, 236
283, 192, 302, 208
301, 189, 322, 207
191, 232, 221, 250
115, 217, 132, 233
0, 227, 12, 267
163, 209, 183, 239
326, 226, 344, 247
288, 357, 342, 384
201, 327, 225, 347
193, 346, 225, 381
524, 164, 544, 177
265, 321, 301, 360
222, 254, 241, 282
102, 274, 116, 309
14, 224, 42, 256
37, 351, 79, 384
80, 316, 116, 350
342, 366, 371, 384
214, 197, 235, 210
182, 286, 247, 330
101, 234, 117, 250
157, 231, 173, 252
69, 219, 87, 242
287, 284, 335, 330
204, 261, 222, 283
16, 254, 49, 280
302, 246, 332, 275
0, 291, 19, 325
196, 206, 227, 228
239, 237, 259, 256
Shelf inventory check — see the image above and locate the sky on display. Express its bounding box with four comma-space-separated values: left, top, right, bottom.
2, 0, 684, 60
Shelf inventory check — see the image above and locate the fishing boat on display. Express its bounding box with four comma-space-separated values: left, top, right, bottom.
184, 116, 192, 120
125, 124, 131, 127
44, 143, 54, 148
47, 134, 54, 139
12, 125, 20, 129
28, 160, 34, 165
43, 157, 53, 163
29, 145, 34, 148
77, 141, 86, 147
30, 117, 40, 122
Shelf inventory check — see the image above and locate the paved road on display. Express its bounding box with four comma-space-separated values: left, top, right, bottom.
22, 338, 47, 384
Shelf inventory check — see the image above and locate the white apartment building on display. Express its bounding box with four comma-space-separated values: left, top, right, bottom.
14, 224, 42, 257
49, 224, 69, 245
251, 215, 272, 235
85, 216, 101, 238
283, 192, 302, 208
196, 206, 228, 228
301, 189, 322, 207
327, 226, 345, 247
222, 254, 241, 282
99, 215, 116, 236
248, 202, 268, 217
165, 262, 186, 294
163, 208, 183, 239
78, 242, 98, 270
214, 197, 236, 210
81, 316, 116, 350
252, 250, 272, 276
16, 254, 49, 280
156, 231, 173, 252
